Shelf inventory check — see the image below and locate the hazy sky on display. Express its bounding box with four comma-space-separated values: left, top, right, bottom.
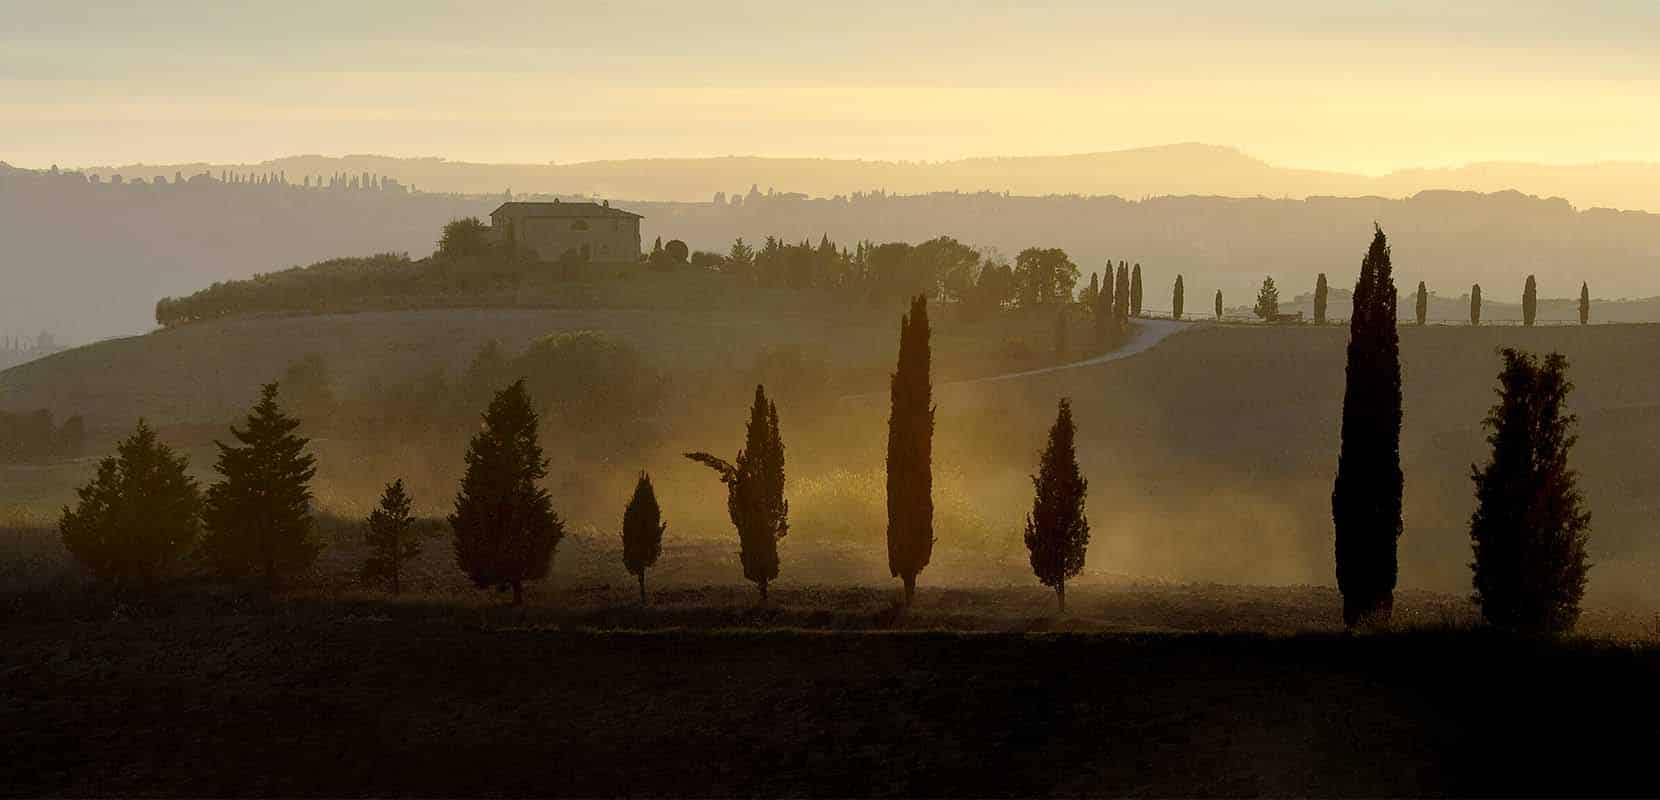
3, 1, 1658, 173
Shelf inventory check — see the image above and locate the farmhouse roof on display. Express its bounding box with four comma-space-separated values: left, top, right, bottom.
489, 200, 642, 219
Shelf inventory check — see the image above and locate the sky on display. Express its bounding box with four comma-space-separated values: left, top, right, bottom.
2, 1, 1658, 173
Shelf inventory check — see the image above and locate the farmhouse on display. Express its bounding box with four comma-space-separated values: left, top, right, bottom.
489, 200, 642, 263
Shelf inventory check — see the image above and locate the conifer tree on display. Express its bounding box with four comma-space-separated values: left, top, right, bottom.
1081, 272, 1100, 309
361, 479, 419, 595
1172, 274, 1184, 320
1332, 225, 1403, 628
60, 420, 201, 581
1415, 281, 1428, 326
687, 385, 788, 601
1469, 349, 1590, 633
1523, 275, 1538, 326
1254, 276, 1279, 320
201, 384, 319, 584
1314, 273, 1329, 324
1099, 262, 1115, 322
621, 471, 667, 603
1579, 282, 1590, 325
1092, 270, 1115, 345
1113, 263, 1130, 322
887, 296, 935, 604
1214, 290, 1222, 320
1130, 264, 1143, 317
1471, 284, 1482, 326
1024, 399, 1089, 613
450, 380, 565, 605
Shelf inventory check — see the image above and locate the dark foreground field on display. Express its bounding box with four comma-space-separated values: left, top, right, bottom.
5, 586, 1660, 797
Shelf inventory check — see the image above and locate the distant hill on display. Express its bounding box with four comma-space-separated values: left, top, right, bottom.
72, 144, 1660, 211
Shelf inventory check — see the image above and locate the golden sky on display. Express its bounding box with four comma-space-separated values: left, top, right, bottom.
4, 1, 1657, 172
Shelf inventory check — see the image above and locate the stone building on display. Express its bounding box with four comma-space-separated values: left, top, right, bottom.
488, 200, 642, 263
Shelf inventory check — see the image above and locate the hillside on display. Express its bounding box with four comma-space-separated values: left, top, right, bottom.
6, 313, 1660, 606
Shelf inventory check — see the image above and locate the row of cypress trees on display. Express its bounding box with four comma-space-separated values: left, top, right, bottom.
1306, 272, 1594, 326
1333, 226, 1591, 633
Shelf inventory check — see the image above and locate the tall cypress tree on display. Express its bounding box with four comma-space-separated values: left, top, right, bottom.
1113, 263, 1130, 322
1024, 399, 1089, 613
687, 385, 788, 602
1081, 272, 1100, 309
1099, 262, 1115, 322
450, 380, 565, 606
202, 383, 319, 584
1469, 349, 1590, 633
1314, 273, 1329, 325
1130, 264, 1143, 317
60, 420, 201, 581
621, 471, 667, 604
1523, 275, 1538, 326
1172, 274, 1185, 320
361, 478, 419, 595
1471, 284, 1482, 326
1415, 281, 1428, 326
1331, 225, 1403, 628
1214, 290, 1222, 320
1579, 282, 1590, 325
887, 295, 935, 605
1092, 268, 1115, 345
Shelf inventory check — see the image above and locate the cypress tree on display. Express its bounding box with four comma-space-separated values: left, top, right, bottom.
1099, 262, 1115, 322
1023, 399, 1089, 613
1523, 275, 1538, 326
1471, 284, 1482, 326
1092, 269, 1115, 345
1113, 263, 1130, 322
60, 420, 201, 581
450, 380, 565, 606
1314, 273, 1329, 324
1469, 349, 1590, 633
1579, 282, 1590, 325
687, 385, 788, 602
1415, 281, 1428, 326
620, 471, 667, 604
1081, 272, 1100, 308
201, 383, 319, 585
1214, 290, 1222, 320
361, 478, 419, 595
887, 295, 935, 604
1172, 275, 1184, 320
1331, 225, 1403, 628
1130, 264, 1143, 317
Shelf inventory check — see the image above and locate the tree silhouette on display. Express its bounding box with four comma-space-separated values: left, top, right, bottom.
621, 471, 667, 603
1114, 263, 1130, 322
1314, 273, 1329, 324
1332, 225, 1403, 628
1414, 281, 1427, 326
1579, 282, 1590, 325
361, 479, 419, 595
1172, 274, 1184, 320
1469, 349, 1590, 633
1523, 275, 1538, 326
60, 420, 201, 581
1092, 267, 1116, 345
1130, 263, 1143, 317
1214, 290, 1222, 320
686, 385, 788, 602
1253, 276, 1279, 320
1080, 272, 1100, 309
450, 380, 565, 606
201, 384, 319, 585
437, 217, 491, 260
1471, 284, 1482, 326
1012, 247, 1080, 307
887, 295, 935, 605
1024, 399, 1089, 613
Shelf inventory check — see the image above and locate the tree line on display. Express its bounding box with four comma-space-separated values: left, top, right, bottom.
1257, 271, 1599, 326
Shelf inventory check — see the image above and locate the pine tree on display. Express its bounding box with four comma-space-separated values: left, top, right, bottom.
361, 479, 419, 595
1314, 273, 1329, 324
1579, 282, 1590, 325
1523, 275, 1538, 326
60, 420, 201, 581
1469, 349, 1590, 633
201, 384, 319, 584
1214, 290, 1223, 320
887, 295, 935, 605
1471, 284, 1483, 326
1024, 399, 1089, 613
1332, 225, 1403, 628
621, 471, 667, 603
1415, 281, 1428, 326
686, 385, 788, 601
1254, 276, 1279, 320
1130, 264, 1143, 317
450, 380, 565, 605
1172, 275, 1185, 320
